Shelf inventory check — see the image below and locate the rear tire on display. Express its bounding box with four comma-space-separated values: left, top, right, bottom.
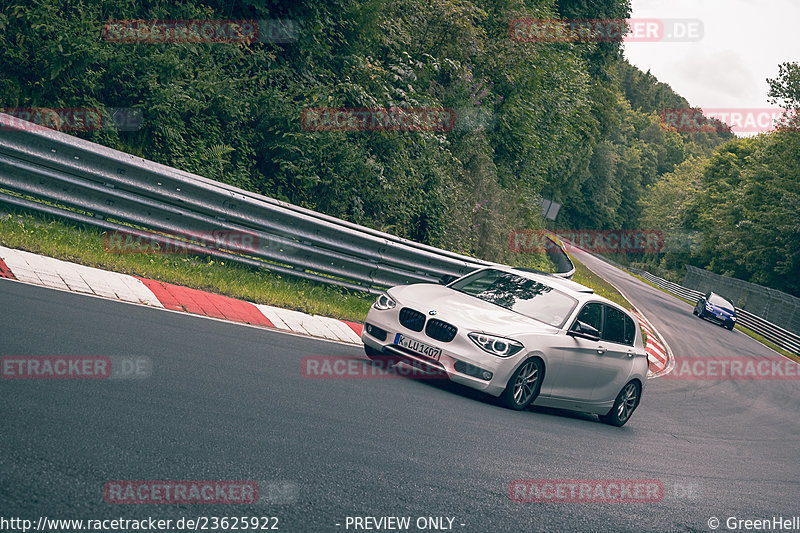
600, 381, 641, 427
499, 358, 543, 411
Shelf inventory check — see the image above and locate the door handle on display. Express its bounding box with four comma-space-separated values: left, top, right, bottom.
626, 350, 634, 358
596, 346, 606, 355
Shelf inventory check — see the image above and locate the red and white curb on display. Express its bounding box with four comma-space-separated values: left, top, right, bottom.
0, 245, 673, 373
630, 309, 674, 377
0, 246, 363, 345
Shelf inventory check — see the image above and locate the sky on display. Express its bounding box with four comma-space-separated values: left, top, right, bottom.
623, 0, 799, 134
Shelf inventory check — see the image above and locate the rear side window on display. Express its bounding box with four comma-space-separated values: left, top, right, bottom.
623, 313, 636, 345
603, 306, 634, 346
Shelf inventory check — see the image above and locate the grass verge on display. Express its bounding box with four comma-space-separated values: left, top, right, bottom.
0, 209, 650, 334
0, 211, 374, 322
567, 251, 633, 309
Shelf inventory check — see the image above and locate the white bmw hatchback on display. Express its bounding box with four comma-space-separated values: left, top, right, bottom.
361, 267, 649, 426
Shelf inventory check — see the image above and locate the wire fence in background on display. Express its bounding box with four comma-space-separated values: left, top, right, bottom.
629, 267, 800, 355
683, 265, 800, 336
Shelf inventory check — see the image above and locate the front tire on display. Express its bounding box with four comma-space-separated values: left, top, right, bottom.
694, 300, 705, 318
499, 358, 543, 411
600, 381, 641, 427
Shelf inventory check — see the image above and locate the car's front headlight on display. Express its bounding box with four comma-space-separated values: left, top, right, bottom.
468, 332, 524, 357
373, 293, 396, 311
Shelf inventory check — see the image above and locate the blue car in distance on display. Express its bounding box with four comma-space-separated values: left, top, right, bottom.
693, 291, 737, 330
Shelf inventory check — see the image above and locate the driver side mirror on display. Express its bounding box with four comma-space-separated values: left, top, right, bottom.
568, 320, 601, 341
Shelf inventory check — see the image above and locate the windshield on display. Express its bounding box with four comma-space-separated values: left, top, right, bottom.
450, 269, 577, 327
708, 293, 734, 310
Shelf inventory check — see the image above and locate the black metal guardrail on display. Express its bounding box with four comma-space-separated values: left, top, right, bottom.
629, 268, 800, 355
683, 264, 800, 335
0, 112, 574, 295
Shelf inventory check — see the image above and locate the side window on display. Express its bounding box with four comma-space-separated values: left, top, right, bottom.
602, 306, 628, 345
572, 302, 603, 332
623, 314, 636, 346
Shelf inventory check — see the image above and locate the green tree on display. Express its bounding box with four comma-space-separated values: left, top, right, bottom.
683, 134, 800, 296
767, 61, 800, 129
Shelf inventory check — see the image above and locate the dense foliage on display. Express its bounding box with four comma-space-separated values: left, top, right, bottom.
11, 0, 785, 286
638, 62, 800, 296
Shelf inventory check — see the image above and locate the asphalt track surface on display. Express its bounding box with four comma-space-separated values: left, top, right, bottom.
1, 254, 798, 532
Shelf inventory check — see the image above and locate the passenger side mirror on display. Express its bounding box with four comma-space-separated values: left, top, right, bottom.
568, 320, 601, 341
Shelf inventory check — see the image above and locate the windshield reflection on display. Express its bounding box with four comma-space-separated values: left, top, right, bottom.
451, 269, 577, 327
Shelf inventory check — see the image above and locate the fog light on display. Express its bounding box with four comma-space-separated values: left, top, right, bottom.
454, 360, 493, 381
365, 322, 388, 341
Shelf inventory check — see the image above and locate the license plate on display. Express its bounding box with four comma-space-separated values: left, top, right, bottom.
394, 333, 441, 361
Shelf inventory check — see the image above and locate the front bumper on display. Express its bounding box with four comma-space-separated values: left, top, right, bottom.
704, 308, 736, 326
361, 308, 523, 397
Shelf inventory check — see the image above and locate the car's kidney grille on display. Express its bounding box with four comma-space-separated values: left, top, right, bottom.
425, 319, 457, 343
399, 307, 426, 332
